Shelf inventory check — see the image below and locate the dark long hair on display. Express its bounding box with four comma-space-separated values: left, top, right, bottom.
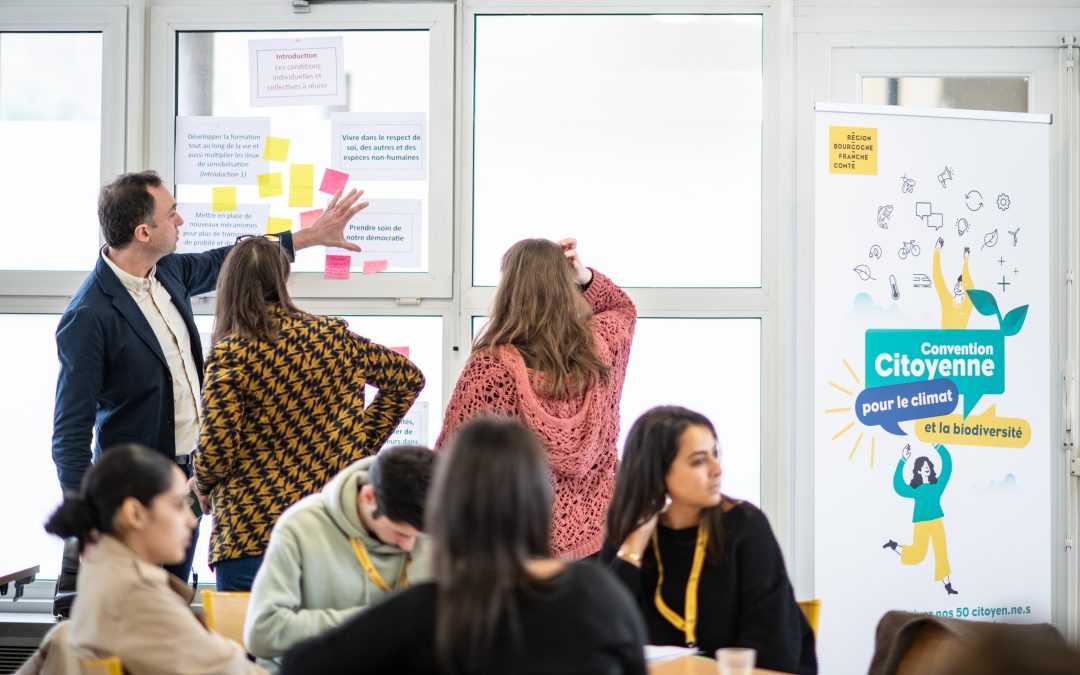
44, 444, 176, 552
910, 456, 939, 488
429, 416, 553, 673
212, 236, 305, 344
606, 405, 731, 564
473, 238, 610, 398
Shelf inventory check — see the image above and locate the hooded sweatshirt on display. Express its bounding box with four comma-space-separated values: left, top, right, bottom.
244, 455, 430, 671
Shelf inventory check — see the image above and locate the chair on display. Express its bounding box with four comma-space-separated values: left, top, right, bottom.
797, 599, 821, 639
79, 656, 122, 675
201, 590, 251, 646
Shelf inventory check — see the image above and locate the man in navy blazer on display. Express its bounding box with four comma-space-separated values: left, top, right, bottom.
51, 170, 367, 581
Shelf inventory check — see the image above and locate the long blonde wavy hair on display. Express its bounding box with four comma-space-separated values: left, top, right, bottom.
473, 238, 610, 398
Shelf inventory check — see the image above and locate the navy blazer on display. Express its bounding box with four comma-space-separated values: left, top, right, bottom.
51, 234, 296, 494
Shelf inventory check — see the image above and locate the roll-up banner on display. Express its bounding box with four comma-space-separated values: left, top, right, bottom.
813, 102, 1052, 674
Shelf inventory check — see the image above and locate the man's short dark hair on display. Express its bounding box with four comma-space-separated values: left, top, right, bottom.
98, 171, 164, 248
368, 445, 437, 531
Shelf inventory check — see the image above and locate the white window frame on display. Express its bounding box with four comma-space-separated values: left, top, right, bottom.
458, 0, 795, 568
0, 4, 128, 298
147, 2, 456, 299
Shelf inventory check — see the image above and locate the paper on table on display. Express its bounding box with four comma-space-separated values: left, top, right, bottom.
644, 646, 700, 663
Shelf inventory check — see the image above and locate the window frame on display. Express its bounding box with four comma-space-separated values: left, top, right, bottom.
147, 2, 456, 299
0, 5, 128, 297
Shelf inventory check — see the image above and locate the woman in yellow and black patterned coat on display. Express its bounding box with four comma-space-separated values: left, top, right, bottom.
193, 236, 425, 591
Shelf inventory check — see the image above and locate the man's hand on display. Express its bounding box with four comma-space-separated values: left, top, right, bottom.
292, 188, 369, 252
557, 238, 593, 286
186, 476, 212, 516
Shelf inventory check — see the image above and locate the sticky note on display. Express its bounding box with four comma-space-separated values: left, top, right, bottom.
299, 208, 324, 229
828, 126, 877, 175
363, 259, 389, 275
324, 254, 351, 279
267, 217, 292, 235
263, 137, 290, 162
319, 168, 350, 195
212, 187, 236, 212
257, 172, 283, 198
289, 164, 314, 208
389, 346, 410, 359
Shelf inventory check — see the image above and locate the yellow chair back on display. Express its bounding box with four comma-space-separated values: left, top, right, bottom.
79, 655, 122, 675
798, 599, 821, 639
201, 590, 251, 646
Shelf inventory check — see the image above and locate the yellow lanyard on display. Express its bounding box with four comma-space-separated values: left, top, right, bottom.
651, 523, 707, 648
349, 538, 409, 593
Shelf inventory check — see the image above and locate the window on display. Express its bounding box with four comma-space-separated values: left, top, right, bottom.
863, 76, 1029, 113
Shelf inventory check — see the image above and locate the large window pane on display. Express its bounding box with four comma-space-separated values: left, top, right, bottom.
0, 34, 102, 271
471, 316, 761, 504
620, 319, 761, 504
472, 15, 762, 287
0, 315, 65, 578
175, 31, 431, 274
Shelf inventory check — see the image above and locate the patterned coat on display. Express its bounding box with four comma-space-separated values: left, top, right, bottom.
194, 307, 424, 566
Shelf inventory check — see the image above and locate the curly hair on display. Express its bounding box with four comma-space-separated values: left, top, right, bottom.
910, 456, 939, 488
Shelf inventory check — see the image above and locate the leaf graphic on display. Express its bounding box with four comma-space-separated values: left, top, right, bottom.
967, 289, 1000, 318
982, 229, 999, 249
1001, 305, 1029, 336
853, 265, 875, 281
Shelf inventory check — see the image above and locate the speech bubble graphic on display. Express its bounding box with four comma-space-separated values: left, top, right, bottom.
855, 379, 959, 435
865, 329, 1005, 417
915, 404, 1031, 448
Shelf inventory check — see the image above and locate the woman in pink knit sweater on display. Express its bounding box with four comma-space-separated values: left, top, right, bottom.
436, 238, 636, 559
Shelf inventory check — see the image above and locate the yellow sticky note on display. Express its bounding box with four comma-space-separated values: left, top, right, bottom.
263, 137, 290, 162
288, 164, 314, 208
267, 217, 292, 235
212, 186, 237, 212
257, 172, 283, 198
828, 126, 878, 175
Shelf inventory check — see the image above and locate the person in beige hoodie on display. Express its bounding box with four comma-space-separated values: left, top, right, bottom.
18, 444, 261, 675
244, 445, 436, 672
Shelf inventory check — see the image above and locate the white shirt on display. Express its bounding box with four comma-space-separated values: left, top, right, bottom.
101, 248, 202, 457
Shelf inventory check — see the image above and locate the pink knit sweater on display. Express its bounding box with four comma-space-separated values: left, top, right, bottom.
436, 270, 636, 558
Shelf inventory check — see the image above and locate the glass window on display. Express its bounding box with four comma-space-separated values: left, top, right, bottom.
175, 30, 431, 275
470, 316, 761, 504
471, 15, 763, 288
0, 33, 102, 272
862, 76, 1029, 113
0, 314, 65, 577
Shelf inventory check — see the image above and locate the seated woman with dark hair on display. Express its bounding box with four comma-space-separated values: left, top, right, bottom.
18, 444, 263, 674
601, 406, 817, 675
281, 416, 647, 675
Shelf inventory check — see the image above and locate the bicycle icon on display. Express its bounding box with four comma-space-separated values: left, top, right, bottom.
898, 240, 921, 260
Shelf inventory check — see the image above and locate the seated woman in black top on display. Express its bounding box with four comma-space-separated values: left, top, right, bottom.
282, 416, 647, 675
601, 406, 817, 675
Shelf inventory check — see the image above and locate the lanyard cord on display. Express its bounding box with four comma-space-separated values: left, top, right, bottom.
350, 537, 409, 593
651, 523, 707, 648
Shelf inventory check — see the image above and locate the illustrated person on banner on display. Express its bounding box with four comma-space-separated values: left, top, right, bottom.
933, 238, 976, 329
883, 443, 959, 595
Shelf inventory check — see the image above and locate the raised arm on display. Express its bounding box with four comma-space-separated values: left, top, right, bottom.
936, 444, 953, 488
245, 521, 362, 659
893, 446, 915, 499
194, 346, 245, 496
51, 307, 104, 494
348, 333, 425, 454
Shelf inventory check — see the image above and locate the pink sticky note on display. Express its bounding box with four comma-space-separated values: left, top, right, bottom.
299, 208, 324, 229
363, 259, 389, 275
324, 254, 352, 280
390, 346, 410, 359
319, 169, 350, 195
